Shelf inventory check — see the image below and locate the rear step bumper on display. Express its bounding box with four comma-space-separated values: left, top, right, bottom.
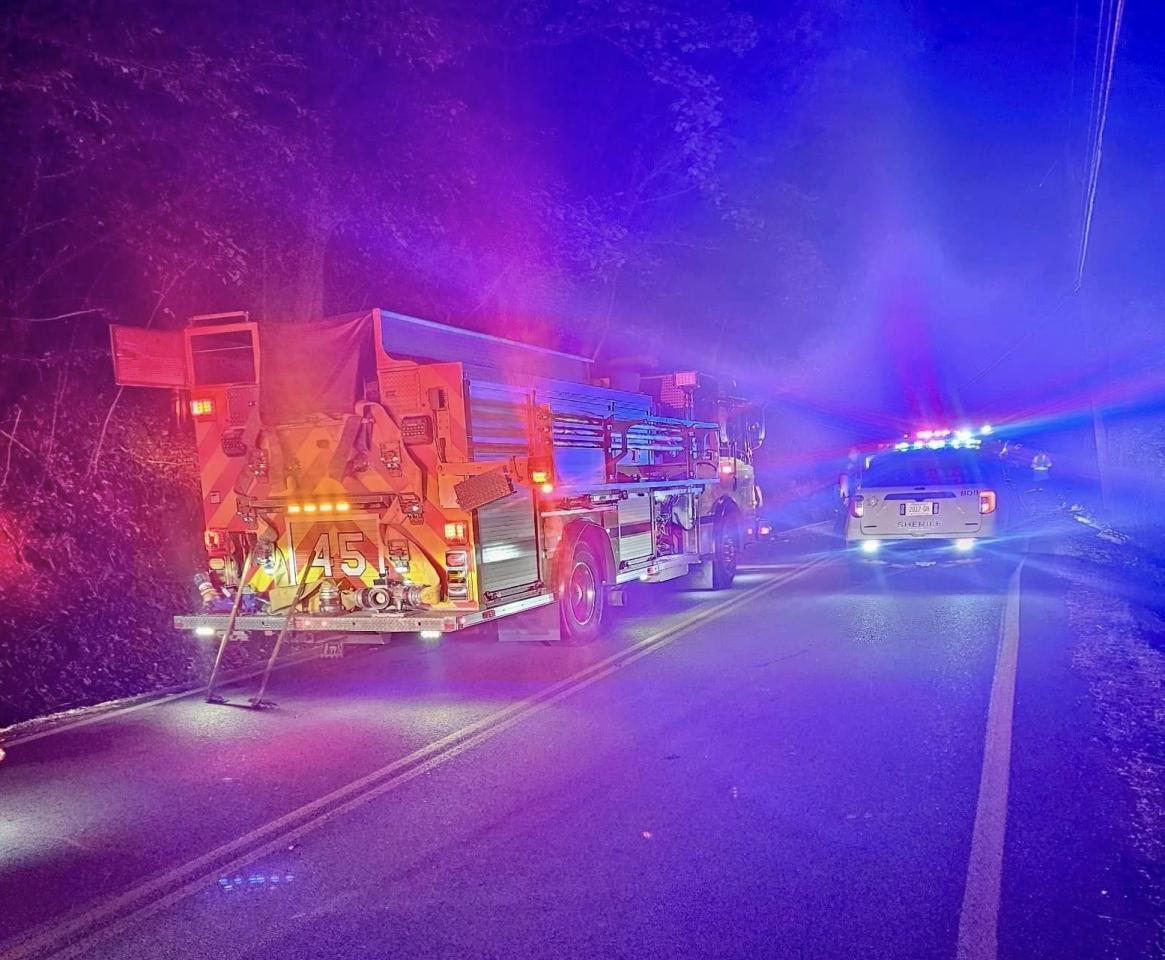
175, 593, 556, 635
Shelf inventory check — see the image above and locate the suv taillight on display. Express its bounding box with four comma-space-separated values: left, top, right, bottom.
849, 495, 865, 519
979, 490, 997, 514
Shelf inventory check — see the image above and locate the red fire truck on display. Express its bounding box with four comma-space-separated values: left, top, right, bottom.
111, 309, 763, 693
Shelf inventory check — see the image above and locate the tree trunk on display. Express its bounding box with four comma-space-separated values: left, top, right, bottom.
263, 185, 331, 325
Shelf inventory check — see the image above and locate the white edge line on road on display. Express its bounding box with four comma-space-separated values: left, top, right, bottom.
955, 560, 1025, 960
2, 650, 320, 748
2, 558, 827, 960
2, 548, 828, 748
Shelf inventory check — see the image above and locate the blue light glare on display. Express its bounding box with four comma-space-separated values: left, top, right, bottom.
217, 872, 296, 893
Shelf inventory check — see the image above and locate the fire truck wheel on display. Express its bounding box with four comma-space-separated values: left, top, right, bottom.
559, 541, 607, 644
711, 517, 740, 590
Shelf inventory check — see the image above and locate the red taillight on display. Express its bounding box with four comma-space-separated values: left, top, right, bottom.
190, 398, 215, 418
445, 550, 469, 600
444, 521, 467, 545
979, 490, 997, 514
203, 529, 226, 554
849, 495, 865, 519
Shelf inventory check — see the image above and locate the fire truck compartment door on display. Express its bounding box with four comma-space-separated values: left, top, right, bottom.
467, 381, 531, 460
109, 325, 189, 388
467, 380, 540, 598
618, 493, 653, 562
475, 490, 540, 598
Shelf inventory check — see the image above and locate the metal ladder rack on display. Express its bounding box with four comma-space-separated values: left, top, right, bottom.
549, 409, 717, 482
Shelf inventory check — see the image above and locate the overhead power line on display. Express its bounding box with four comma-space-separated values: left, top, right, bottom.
1075, 0, 1126, 291
964, 0, 1126, 390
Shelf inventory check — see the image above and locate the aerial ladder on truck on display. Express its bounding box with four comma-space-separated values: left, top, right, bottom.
109, 308, 765, 706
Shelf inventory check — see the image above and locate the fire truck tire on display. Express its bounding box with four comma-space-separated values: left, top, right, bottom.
559, 541, 607, 644
710, 515, 740, 590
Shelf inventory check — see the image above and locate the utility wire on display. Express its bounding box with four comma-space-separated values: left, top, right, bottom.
964, 0, 1125, 389
1074, 0, 1125, 291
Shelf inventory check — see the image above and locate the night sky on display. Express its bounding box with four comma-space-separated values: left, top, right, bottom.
587, 0, 1165, 452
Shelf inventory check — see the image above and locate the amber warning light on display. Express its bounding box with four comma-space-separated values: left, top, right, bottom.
190, 398, 215, 418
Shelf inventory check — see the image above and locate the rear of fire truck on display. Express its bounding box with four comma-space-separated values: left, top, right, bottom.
109, 309, 764, 660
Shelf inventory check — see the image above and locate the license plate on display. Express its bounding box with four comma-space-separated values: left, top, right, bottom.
905, 502, 935, 516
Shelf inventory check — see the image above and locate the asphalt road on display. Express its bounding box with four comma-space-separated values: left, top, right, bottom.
0, 535, 1155, 959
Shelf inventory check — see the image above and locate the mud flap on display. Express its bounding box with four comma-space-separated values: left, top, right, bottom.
497, 600, 563, 643
684, 561, 715, 590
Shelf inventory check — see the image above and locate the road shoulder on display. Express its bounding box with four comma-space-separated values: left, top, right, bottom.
1000, 552, 1164, 960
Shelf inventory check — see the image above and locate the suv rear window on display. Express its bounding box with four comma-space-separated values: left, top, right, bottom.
864, 449, 990, 487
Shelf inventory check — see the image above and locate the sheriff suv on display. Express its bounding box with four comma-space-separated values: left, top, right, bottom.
842, 430, 1005, 571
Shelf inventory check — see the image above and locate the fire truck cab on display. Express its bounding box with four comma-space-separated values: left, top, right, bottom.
111, 309, 763, 649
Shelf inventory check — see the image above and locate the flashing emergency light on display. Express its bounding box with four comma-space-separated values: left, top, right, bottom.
955, 538, 977, 552
894, 424, 996, 453
190, 398, 215, 418
420, 630, 442, 641
860, 539, 880, 554
444, 521, 468, 545
539, 482, 554, 495
195, 625, 217, 637
285, 500, 352, 514
530, 470, 549, 484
